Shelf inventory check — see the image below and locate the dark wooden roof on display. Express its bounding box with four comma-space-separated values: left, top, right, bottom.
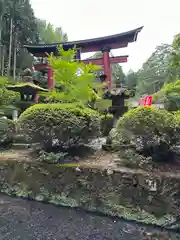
24, 26, 143, 55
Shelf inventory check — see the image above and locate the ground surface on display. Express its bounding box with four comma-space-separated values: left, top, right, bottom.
0, 194, 178, 240
1, 148, 180, 179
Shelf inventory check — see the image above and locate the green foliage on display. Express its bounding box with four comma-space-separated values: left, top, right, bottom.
47, 47, 100, 102
125, 70, 138, 89
116, 148, 149, 169
37, 150, 68, 164
1, 0, 39, 75
18, 103, 101, 150
0, 0, 69, 76
169, 33, 180, 80
153, 80, 180, 111
111, 106, 177, 162
100, 114, 113, 136
42, 46, 111, 111
173, 110, 180, 132
93, 98, 112, 112
37, 20, 68, 44
136, 44, 172, 96
0, 118, 16, 146
0, 88, 20, 106
111, 65, 125, 86
0, 77, 20, 116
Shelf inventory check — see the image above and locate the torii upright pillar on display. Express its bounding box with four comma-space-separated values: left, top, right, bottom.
47, 66, 54, 89
102, 47, 111, 88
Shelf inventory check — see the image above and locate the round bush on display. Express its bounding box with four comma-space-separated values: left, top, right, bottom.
111, 106, 177, 162
18, 103, 101, 150
0, 118, 16, 147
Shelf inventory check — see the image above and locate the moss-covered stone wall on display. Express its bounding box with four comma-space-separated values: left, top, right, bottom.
0, 160, 179, 227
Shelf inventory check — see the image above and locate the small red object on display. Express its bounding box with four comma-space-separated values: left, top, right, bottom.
144, 95, 152, 106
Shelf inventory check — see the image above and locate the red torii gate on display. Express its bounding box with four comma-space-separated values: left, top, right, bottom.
24, 26, 143, 89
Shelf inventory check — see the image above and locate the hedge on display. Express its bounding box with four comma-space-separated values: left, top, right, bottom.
18, 103, 101, 150
110, 106, 178, 162
0, 77, 20, 106
0, 118, 16, 147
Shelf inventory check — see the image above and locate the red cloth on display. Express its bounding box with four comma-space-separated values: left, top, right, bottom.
139, 96, 152, 106
144, 95, 152, 106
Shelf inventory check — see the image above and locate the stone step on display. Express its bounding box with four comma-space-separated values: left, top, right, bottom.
12, 143, 40, 149
13, 134, 32, 144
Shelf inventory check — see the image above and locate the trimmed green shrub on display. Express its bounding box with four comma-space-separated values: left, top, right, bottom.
111, 106, 178, 162
0, 77, 20, 118
0, 77, 20, 106
0, 118, 16, 147
100, 114, 113, 136
0, 88, 20, 106
37, 150, 68, 164
18, 103, 101, 150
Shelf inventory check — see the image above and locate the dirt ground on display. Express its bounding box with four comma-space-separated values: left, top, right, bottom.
1, 147, 180, 179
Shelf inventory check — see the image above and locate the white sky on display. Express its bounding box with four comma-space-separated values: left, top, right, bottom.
31, 0, 180, 73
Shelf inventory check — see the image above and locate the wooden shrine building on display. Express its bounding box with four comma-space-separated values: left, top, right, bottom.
24, 26, 143, 89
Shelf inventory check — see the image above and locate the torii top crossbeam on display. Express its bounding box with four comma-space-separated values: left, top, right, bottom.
24, 26, 143, 88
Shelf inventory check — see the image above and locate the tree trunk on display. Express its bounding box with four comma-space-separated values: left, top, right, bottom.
0, 15, 2, 75
13, 33, 17, 80
1, 45, 4, 76
7, 17, 13, 77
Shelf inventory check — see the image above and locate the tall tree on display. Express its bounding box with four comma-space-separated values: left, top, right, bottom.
0, 0, 5, 75
111, 64, 125, 86
2, 0, 39, 76
37, 19, 68, 44
169, 33, 180, 81
136, 44, 172, 95
125, 69, 138, 89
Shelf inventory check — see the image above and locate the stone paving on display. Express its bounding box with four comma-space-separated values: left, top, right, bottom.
0, 194, 179, 240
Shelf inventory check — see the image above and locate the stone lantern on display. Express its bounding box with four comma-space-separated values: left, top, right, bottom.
6, 83, 49, 117
103, 86, 133, 124
7, 83, 48, 103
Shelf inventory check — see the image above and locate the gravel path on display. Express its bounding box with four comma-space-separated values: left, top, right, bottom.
0, 194, 178, 240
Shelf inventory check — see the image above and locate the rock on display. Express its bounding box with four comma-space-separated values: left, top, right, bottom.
107, 169, 114, 175
87, 138, 106, 151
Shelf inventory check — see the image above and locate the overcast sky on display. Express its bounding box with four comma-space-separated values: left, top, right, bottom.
31, 0, 180, 73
